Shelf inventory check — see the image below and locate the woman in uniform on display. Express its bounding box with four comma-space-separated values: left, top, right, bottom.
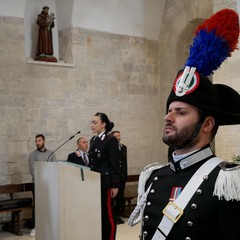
89, 112, 120, 240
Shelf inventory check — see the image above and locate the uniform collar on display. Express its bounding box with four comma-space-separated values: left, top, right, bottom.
97, 131, 107, 140
78, 150, 87, 156
98, 131, 105, 138
170, 145, 215, 172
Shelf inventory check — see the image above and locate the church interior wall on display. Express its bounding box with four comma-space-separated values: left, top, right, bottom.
157, 0, 240, 161
0, 1, 239, 225
212, 0, 240, 160
157, 0, 214, 159
0, 13, 161, 190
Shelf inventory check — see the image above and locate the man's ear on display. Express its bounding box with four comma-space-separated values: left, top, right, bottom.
202, 116, 215, 133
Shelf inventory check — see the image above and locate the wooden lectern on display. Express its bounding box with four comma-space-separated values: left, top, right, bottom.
35, 161, 101, 240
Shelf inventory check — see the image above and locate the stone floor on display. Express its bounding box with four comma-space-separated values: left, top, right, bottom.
0, 217, 140, 240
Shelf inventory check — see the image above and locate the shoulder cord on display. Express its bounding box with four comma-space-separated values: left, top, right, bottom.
128, 163, 164, 227
128, 183, 152, 226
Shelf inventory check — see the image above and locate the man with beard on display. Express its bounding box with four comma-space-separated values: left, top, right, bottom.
28, 134, 57, 180
128, 9, 240, 240
28, 134, 56, 237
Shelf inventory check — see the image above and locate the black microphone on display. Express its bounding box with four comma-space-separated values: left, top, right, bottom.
47, 131, 81, 162
69, 131, 81, 140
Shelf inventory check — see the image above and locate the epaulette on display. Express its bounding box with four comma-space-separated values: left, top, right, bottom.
213, 161, 240, 201
137, 162, 167, 202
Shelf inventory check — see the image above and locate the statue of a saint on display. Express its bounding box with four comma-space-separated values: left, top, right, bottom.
35, 6, 57, 62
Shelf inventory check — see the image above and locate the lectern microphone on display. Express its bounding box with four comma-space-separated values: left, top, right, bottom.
47, 131, 81, 162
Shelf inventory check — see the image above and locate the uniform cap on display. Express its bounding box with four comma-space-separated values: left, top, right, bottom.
167, 9, 240, 125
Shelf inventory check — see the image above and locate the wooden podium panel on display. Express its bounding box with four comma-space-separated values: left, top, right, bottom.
35, 161, 101, 240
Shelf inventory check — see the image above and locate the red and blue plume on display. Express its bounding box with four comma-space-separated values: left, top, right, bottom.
185, 9, 239, 76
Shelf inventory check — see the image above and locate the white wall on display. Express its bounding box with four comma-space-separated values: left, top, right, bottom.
0, 0, 166, 59
0, 0, 26, 18
55, 0, 74, 31
0, 0, 166, 41
72, 0, 166, 40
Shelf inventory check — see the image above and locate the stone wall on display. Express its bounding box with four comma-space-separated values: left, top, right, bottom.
0, 17, 161, 189
0, 0, 239, 226
0, 0, 239, 188
1, 0, 239, 187
157, 0, 213, 159
157, 0, 240, 161
0, 15, 161, 225
212, 0, 240, 161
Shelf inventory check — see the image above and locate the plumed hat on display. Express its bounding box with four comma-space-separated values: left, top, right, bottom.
167, 9, 240, 125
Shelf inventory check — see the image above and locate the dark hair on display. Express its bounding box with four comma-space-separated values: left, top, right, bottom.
95, 112, 114, 132
111, 130, 120, 135
198, 109, 219, 140
35, 134, 45, 140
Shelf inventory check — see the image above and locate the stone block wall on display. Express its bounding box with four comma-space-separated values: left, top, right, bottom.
212, 0, 240, 160
0, 16, 161, 191
157, 0, 214, 158
0, 0, 239, 187
0, 0, 239, 225
213, 50, 240, 160
157, 0, 240, 161
0, 15, 161, 224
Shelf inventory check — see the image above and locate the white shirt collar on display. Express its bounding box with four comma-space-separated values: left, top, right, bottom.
172, 149, 199, 162
98, 131, 105, 138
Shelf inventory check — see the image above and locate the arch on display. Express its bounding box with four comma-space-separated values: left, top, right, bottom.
176, 18, 205, 69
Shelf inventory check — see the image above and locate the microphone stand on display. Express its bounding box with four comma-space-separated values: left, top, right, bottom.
46, 131, 81, 162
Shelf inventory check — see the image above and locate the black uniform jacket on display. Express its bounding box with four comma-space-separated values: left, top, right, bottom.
119, 143, 128, 181
142, 147, 240, 240
67, 152, 86, 166
89, 132, 120, 189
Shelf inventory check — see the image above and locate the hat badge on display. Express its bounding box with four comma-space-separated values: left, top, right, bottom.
174, 66, 199, 96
